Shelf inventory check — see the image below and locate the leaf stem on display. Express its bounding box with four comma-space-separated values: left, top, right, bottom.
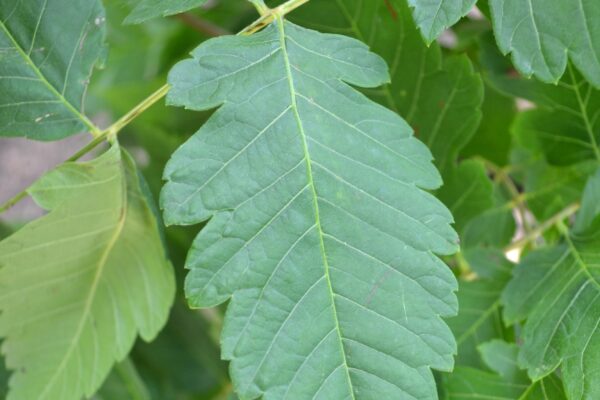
476, 156, 535, 234
0, 85, 170, 215
0, 134, 108, 214
0, 192, 27, 215
104, 84, 171, 138
249, 0, 270, 16
240, 0, 310, 35
504, 203, 580, 252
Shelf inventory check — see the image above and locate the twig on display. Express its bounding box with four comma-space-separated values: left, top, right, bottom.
504, 203, 580, 252
240, 0, 310, 35
476, 156, 535, 233
174, 13, 230, 37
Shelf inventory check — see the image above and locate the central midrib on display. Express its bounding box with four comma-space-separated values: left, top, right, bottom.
275, 16, 355, 399
38, 158, 128, 398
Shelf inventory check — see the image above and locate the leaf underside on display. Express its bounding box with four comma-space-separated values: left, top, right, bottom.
0, 145, 175, 400
0, 0, 105, 140
162, 19, 459, 399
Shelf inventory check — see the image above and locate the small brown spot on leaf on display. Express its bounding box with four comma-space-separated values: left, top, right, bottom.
384, 0, 398, 20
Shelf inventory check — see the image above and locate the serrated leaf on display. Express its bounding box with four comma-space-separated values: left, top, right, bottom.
489, 0, 600, 87
290, 1, 487, 236
125, 0, 208, 24
502, 169, 600, 399
481, 31, 600, 166
162, 18, 459, 399
0, 145, 175, 400
290, 0, 486, 235
0, 0, 105, 140
405, 0, 477, 44
291, 0, 483, 173
403, 0, 600, 88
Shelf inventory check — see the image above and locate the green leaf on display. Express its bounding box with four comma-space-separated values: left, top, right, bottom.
290, 0, 487, 232
130, 302, 229, 399
0, 0, 105, 140
444, 366, 566, 400
446, 341, 566, 400
460, 86, 516, 166
478, 340, 526, 382
502, 169, 600, 399
402, 56, 483, 172
445, 367, 528, 400
506, 71, 600, 167
125, 0, 208, 24
291, 0, 483, 173
163, 18, 458, 399
518, 376, 568, 400
485, 34, 600, 219
437, 160, 493, 234
405, 0, 476, 44
481, 32, 600, 166
461, 184, 516, 249
448, 249, 512, 368
0, 223, 13, 240
0, 145, 175, 400
489, 0, 600, 87
444, 340, 567, 400
93, 358, 151, 400
511, 135, 597, 220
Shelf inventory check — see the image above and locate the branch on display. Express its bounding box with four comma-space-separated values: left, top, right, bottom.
504, 203, 580, 252
477, 156, 535, 233
174, 13, 230, 37
240, 0, 310, 35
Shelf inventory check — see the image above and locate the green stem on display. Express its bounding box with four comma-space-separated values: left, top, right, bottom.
477, 156, 535, 235
0, 192, 27, 214
240, 0, 310, 35
0, 85, 169, 215
504, 203, 580, 252
249, 0, 270, 15
104, 84, 170, 138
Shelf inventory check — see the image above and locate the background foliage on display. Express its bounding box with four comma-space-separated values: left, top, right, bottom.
1, 0, 600, 399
